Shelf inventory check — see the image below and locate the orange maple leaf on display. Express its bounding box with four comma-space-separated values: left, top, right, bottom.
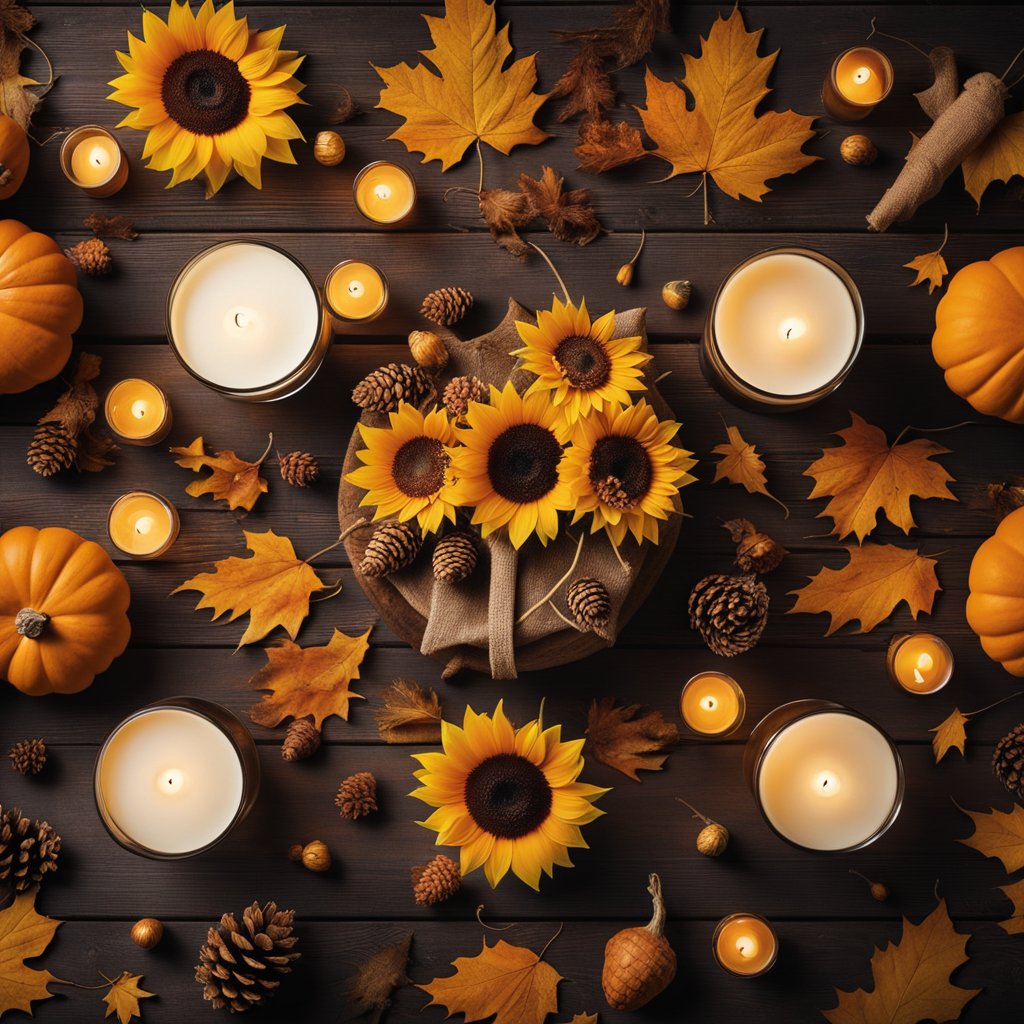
962, 111, 1024, 208
711, 423, 787, 515
0, 891, 62, 1019
998, 878, 1024, 936
957, 802, 1024, 874
904, 224, 950, 295
171, 434, 272, 512
101, 971, 155, 1024
929, 707, 970, 763
586, 696, 679, 781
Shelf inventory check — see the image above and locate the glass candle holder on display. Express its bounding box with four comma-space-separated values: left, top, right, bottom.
325, 260, 390, 326
352, 161, 417, 224
107, 491, 180, 559
59, 126, 129, 197
743, 700, 904, 853
94, 697, 260, 859
886, 633, 954, 695
680, 672, 746, 737
713, 913, 779, 977
822, 46, 894, 121
701, 248, 864, 413
104, 379, 172, 445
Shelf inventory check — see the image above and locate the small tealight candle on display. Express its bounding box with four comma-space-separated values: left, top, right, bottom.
325, 260, 389, 324
352, 161, 417, 224
59, 126, 129, 197
887, 633, 954, 695
822, 47, 894, 121
680, 672, 746, 737
107, 491, 179, 559
713, 913, 778, 977
104, 379, 172, 445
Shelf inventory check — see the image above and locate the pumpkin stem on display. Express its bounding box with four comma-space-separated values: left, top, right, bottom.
644, 873, 667, 937
15, 608, 49, 639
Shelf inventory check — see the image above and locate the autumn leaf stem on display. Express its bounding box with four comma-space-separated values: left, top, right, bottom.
257, 432, 274, 465
538, 921, 564, 961
675, 797, 712, 825
527, 241, 571, 304
866, 17, 930, 60
626, 225, 646, 267
311, 580, 344, 603
476, 138, 485, 194
516, 532, 584, 624
891, 420, 977, 447
307, 522, 366, 566
965, 689, 1024, 720
475, 904, 514, 932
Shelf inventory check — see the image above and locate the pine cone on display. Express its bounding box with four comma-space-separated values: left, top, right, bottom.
9, 739, 46, 776
359, 521, 421, 577
994, 723, 1024, 801
335, 771, 378, 820
420, 286, 473, 327
195, 901, 300, 1013
411, 853, 461, 906
0, 806, 61, 893
442, 374, 487, 418
688, 573, 769, 657
65, 238, 113, 276
279, 451, 319, 488
432, 531, 478, 583
352, 363, 432, 414
281, 718, 320, 762
567, 577, 612, 640
27, 422, 77, 477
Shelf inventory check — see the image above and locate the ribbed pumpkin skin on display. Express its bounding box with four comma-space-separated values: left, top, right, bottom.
601, 927, 677, 1011
0, 526, 131, 695
0, 220, 83, 394
967, 507, 1024, 676
932, 246, 1024, 424
0, 115, 29, 199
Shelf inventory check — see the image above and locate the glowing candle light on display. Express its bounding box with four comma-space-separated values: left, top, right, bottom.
822, 47, 893, 121
105, 379, 172, 445
887, 633, 954, 695
107, 491, 179, 560
325, 260, 389, 324
59, 126, 128, 196
680, 672, 746, 737
713, 914, 778, 976
353, 161, 417, 224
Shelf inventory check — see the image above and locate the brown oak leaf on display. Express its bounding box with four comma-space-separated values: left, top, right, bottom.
0, 890, 61, 1019
375, 678, 443, 744
712, 423, 787, 515
804, 413, 956, 543
586, 696, 679, 781
787, 544, 940, 636
84, 214, 139, 240
343, 933, 412, 1020
555, 0, 669, 67
574, 118, 647, 174
550, 45, 614, 123
478, 186, 531, 258
904, 225, 949, 295
822, 899, 979, 1024
102, 971, 155, 1024
962, 111, 1024, 208
173, 529, 335, 647
958, 802, 1024, 873
419, 938, 562, 1024
519, 166, 602, 246
171, 434, 271, 512
998, 879, 1024, 936
929, 707, 970, 763
249, 627, 371, 729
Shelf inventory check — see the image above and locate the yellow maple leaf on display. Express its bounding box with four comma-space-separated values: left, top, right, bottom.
999, 878, 1024, 936
170, 434, 272, 512
419, 938, 562, 1024
962, 111, 1024, 208
958, 802, 1024, 873
822, 899, 979, 1024
373, 0, 548, 171
102, 971, 155, 1024
249, 627, 371, 729
711, 423, 787, 515
173, 530, 334, 647
929, 707, 970, 763
804, 413, 956, 543
636, 7, 817, 224
904, 224, 950, 295
0, 890, 62, 1019
787, 543, 940, 636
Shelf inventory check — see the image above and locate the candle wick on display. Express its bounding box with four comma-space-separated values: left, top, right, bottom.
786, 327, 793, 339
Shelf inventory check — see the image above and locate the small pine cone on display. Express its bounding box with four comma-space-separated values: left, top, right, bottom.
994, 723, 1024, 801
65, 238, 112, 276
281, 718, 320, 762
335, 771, 378, 820
411, 853, 461, 906
432, 531, 478, 583
723, 519, 787, 574
359, 521, 421, 577
9, 739, 46, 776
352, 363, 432, 414
567, 577, 612, 640
0, 806, 61, 892
27, 422, 77, 477
279, 451, 319, 488
442, 374, 487, 418
420, 286, 473, 327
688, 573, 769, 657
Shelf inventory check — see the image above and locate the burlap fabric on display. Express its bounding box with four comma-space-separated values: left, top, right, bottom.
339, 299, 681, 679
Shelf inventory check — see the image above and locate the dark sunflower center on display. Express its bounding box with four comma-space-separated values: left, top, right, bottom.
464, 753, 552, 839
487, 423, 562, 504
161, 50, 251, 135
589, 434, 652, 510
554, 334, 611, 390
392, 436, 449, 498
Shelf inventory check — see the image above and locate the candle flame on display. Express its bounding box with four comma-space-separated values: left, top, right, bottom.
157, 767, 186, 795
373, 183, 392, 201
778, 317, 806, 341
702, 695, 719, 712
130, 399, 148, 420
234, 311, 250, 329
134, 515, 155, 536
812, 770, 840, 797
853, 66, 872, 85
735, 935, 758, 959
347, 279, 365, 298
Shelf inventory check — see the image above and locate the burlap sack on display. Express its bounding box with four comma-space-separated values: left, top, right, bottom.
339, 299, 681, 679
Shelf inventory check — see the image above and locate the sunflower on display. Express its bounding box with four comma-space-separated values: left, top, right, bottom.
108, 0, 305, 196
412, 702, 608, 889
563, 399, 697, 547
512, 297, 652, 426
345, 402, 457, 535
445, 382, 573, 549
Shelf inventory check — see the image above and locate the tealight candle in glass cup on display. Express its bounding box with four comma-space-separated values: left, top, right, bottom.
713, 913, 778, 977
104, 379, 172, 445
887, 633, 954, 695
352, 161, 417, 224
107, 491, 179, 559
59, 126, 129, 197
325, 260, 389, 326
822, 46, 894, 121
680, 672, 746, 737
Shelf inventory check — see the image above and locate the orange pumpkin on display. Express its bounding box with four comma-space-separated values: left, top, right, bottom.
966, 507, 1024, 677
0, 115, 29, 199
0, 220, 83, 394
932, 246, 1024, 423
0, 526, 131, 696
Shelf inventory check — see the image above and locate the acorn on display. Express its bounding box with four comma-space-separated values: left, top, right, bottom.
301, 839, 331, 872
840, 134, 877, 167
313, 130, 346, 166
408, 329, 449, 371
130, 918, 164, 950
677, 798, 729, 857
287, 843, 304, 862
616, 227, 646, 287
661, 280, 692, 311
850, 869, 888, 901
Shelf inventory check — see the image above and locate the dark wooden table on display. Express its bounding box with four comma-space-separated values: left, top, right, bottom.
3, 1, 1024, 1020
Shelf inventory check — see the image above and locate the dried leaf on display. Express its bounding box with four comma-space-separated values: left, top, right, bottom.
574, 118, 647, 174
929, 707, 969, 763
998, 879, 1024, 936
555, 0, 669, 67
375, 678, 443, 744
586, 696, 679, 781
518, 166, 602, 246
373, 0, 548, 170
76, 429, 119, 473
173, 529, 334, 648
478, 186, 531, 258
904, 247, 948, 294
636, 7, 817, 224
568, 1015, 599, 1024
0, 0, 45, 130
37, 351, 101, 435
102, 971, 155, 1024
958, 802, 1024, 873
551, 45, 614, 123
962, 111, 1024, 209
249, 627, 370, 729
787, 544, 941, 636
85, 214, 139, 240
723, 518, 788, 574
327, 84, 358, 125
0, 890, 61, 1018
804, 413, 956, 543
822, 899, 979, 1024
343, 933, 412, 1020
171, 434, 271, 512
970, 477, 1024, 522
419, 938, 562, 1024
711, 423, 787, 514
